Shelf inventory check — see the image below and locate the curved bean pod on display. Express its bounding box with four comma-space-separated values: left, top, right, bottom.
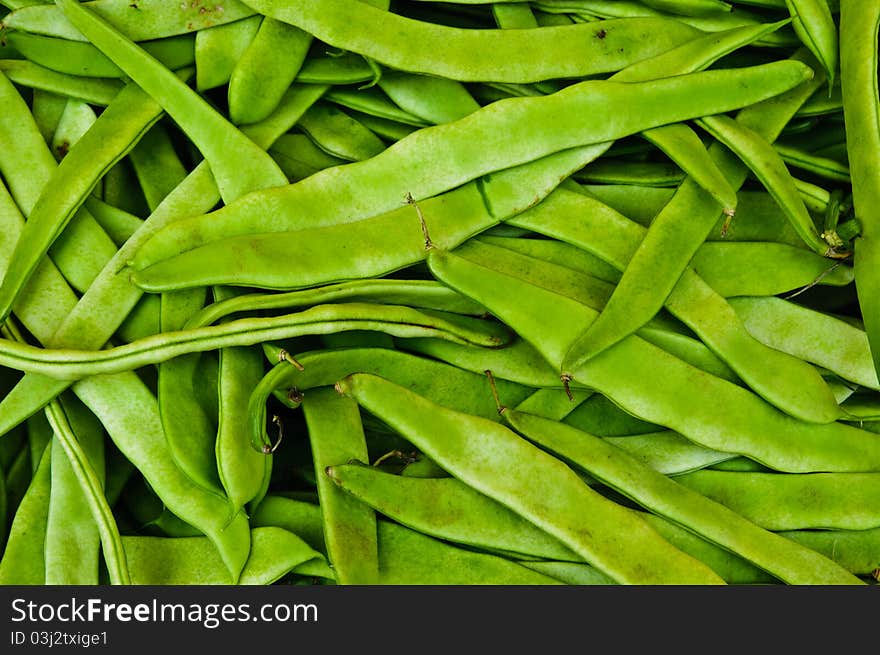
641, 124, 737, 212
216, 341, 272, 514
0, 304, 512, 380
185, 280, 486, 330
247, 346, 534, 453
696, 114, 840, 257
782, 527, 880, 576
194, 16, 261, 92
611, 18, 792, 83
324, 87, 429, 127
377, 70, 480, 124
0, 443, 50, 584
0, 59, 123, 104
43, 395, 129, 585
43, 397, 104, 585
227, 17, 311, 125
73, 372, 253, 582
728, 296, 879, 391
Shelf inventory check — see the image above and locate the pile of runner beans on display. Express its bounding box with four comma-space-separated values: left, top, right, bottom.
0, 0, 878, 587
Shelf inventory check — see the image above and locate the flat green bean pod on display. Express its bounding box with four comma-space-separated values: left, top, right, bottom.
129, 60, 813, 269
728, 296, 879, 391
507, 189, 844, 423
56, 0, 287, 204
0, 80, 165, 323
0, 59, 123, 104
0, 443, 50, 584
557, 50, 823, 373
676, 469, 880, 531
130, 145, 604, 290
426, 248, 880, 472
503, 409, 862, 584
123, 528, 324, 585
227, 17, 311, 125
376, 522, 561, 585
784, 0, 838, 88
840, 1, 880, 382
326, 462, 582, 562
303, 389, 378, 584
336, 372, 726, 584
4, 0, 255, 41
239, 1, 702, 82
5, 31, 195, 78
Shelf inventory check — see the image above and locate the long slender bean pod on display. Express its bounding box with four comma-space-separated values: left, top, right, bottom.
239, 1, 702, 82
0, 303, 512, 380
784, 0, 838, 87
129, 60, 814, 270
840, 1, 880, 382
303, 389, 379, 584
